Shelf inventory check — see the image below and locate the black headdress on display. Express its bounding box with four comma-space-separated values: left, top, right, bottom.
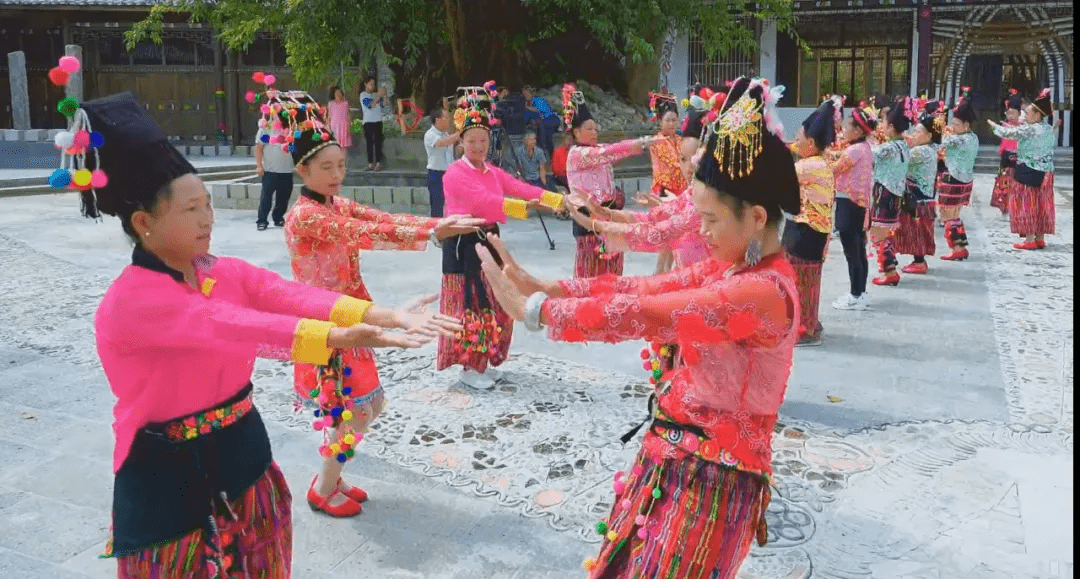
694, 77, 800, 217
1032, 87, 1053, 122
886, 96, 912, 133
802, 95, 843, 151
69, 92, 196, 219
952, 87, 977, 124
1004, 88, 1023, 112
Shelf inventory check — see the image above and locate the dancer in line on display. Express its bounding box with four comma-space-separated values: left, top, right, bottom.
786, 96, 839, 346
829, 100, 877, 310
989, 88, 1057, 250
895, 100, 944, 274
870, 99, 912, 287
990, 89, 1023, 215
477, 77, 800, 579
277, 91, 483, 517
563, 83, 660, 277
936, 89, 980, 262
646, 91, 687, 274
70, 92, 458, 578
436, 84, 565, 390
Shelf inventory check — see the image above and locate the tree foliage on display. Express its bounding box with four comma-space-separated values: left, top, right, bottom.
127, 0, 805, 101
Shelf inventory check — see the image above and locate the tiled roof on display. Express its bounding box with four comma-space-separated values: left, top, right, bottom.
0, 0, 160, 6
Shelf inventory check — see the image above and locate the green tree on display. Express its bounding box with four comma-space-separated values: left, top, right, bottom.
128, 0, 803, 108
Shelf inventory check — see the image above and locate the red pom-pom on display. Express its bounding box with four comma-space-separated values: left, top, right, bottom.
252, 71, 266, 83
48, 67, 70, 86
639, 349, 650, 360
650, 342, 662, 353
725, 310, 760, 341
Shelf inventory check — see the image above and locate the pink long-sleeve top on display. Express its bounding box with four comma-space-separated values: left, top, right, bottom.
602, 188, 712, 268
829, 139, 874, 210
443, 158, 546, 223
540, 253, 799, 476
997, 119, 1020, 156
566, 140, 642, 205
96, 248, 372, 473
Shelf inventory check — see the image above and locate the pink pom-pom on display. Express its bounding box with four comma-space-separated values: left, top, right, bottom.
634, 515, 646, 526
313, 421, 325, 431
620, 499, 632, 509
613, 481, 626, 494
90, 170, 108, 188
642, 362, 652, 371
72, 131, 90, 149
245, 91, 257, 104
58, 56, 81, 73
344, 400, 355, 409
354, 432, 364, 443
280, 144, 290, 153
631, 465, 644, 477
636, 527, 648, 539
258, 119, 267, 129
263, 74, 276, 86
614, 471, 624, 481
316, 393, 328, 405
272, 121, 283, 131
260, 104, 271, 115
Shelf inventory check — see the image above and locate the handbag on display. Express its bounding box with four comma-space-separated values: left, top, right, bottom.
1013, 164, 1046, 187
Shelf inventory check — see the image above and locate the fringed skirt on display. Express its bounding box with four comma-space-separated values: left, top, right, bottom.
436, 273, 513, 373
990, 157, 1016, 213
787, 254, 824, 337
935, 173, 973, 207
589, 454, 769, 579
293, 347, 380, 403
869, 183, 901, 229
116, 463, 292, 579
575, 235, 625, 278
1009, 172, 1056, 236
894, 202, 937, 256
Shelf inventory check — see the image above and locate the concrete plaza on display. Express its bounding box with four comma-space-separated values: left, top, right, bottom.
0, 174, 1072, 578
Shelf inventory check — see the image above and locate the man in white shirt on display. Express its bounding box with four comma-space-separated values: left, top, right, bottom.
359, 76, 387, 171
424, 107, 459, 217
254, 125, 295, 230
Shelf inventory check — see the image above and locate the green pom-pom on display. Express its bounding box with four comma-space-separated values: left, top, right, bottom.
652, 369, 662, 380
651, 487, 662, 500
309, 388, 319, 398
345, 448, 355, 458
57, 97, 79, 117
595, 521, 608, 535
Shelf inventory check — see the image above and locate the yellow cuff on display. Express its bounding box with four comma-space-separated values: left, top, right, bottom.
199, 278, 216, 297
503, 198, 529, 220
330, 295, 373, 326
292, 319, 336, 365
539, 191, 564, 210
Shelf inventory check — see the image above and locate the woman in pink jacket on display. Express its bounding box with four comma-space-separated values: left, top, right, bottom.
69, 92, 458, 578
436, 84, 565, 390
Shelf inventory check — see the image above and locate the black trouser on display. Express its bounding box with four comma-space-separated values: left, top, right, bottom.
834, 197, 868, 297
363, 121, 384, 165
257, 172, 293, 226
427, 169, 446, 217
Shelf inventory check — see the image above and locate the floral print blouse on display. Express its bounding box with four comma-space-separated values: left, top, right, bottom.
992, 121, 1055, 174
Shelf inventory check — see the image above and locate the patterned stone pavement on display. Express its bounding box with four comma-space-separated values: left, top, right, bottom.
0, 173, 1072, 578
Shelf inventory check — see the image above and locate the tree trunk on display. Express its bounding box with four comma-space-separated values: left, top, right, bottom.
624, 31, 667, 105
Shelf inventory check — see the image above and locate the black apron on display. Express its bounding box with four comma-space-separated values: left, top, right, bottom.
442, 224, 503, 313
110, 383, 272, 556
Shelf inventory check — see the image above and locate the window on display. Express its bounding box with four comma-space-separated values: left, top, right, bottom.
687, 19, 756, 88
798, 45, 908, 106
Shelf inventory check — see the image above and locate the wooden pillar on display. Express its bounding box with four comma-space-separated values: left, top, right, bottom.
917, 3, 932, 96
214, 36, 227, 144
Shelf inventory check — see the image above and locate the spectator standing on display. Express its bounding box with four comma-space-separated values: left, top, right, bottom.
359, 76, 387, 171
424, 107, 459, 217
326, 86, 352, 149
514, 132, 551, 190
523, 85, 561, 157
254, 122, 295, 230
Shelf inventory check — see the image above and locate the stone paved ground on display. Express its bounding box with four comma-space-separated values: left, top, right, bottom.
0, 173, 1072, 578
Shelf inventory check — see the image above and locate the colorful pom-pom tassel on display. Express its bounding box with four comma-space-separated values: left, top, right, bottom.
252, 71, 265, 83
90, 170, 108, 189
57, 97, 79, 117
245, 91, 257, 104
48, 168, 71, 188
72, 131, 90, 149
89, 131, 104, 148
48, 67, 69, 86
58, 56, 81, 73
53, 131, 74, 149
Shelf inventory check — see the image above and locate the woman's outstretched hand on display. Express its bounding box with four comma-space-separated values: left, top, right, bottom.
329, 323, 433, 349
476, 243, 528, 321
392, 300, 463, 338
433, 215, 487, 240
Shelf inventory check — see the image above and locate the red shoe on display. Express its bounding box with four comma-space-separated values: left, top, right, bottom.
940, 248, 969, 261
338, 478, 369, 503
901, 262, 928, 274
872, 273, 900, 286
1036, 240, 1047, 249
1013, 241, 1039, 250
307, 476, 361, 517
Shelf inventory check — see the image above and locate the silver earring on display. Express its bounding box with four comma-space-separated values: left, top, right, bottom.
744, 238, 762, 266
